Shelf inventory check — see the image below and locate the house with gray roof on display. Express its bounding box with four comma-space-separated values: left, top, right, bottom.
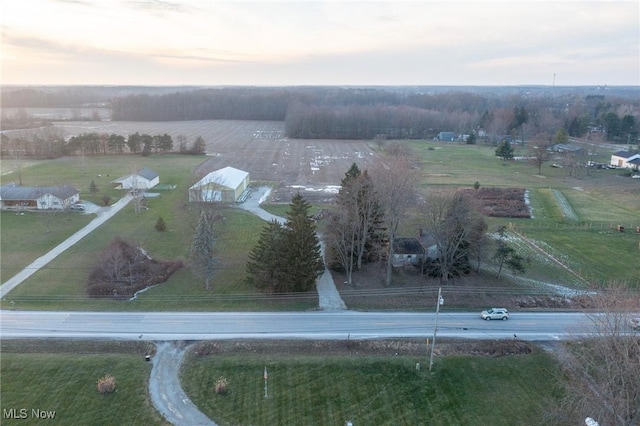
0, 184, 80, 210
112, 167, 159, 190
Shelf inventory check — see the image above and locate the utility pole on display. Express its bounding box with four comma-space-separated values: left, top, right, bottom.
429, 287, 443, 372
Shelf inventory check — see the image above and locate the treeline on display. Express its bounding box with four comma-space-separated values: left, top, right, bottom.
0, 130, 205, 159
284, 104, 476, 139
3, 86, 638, 144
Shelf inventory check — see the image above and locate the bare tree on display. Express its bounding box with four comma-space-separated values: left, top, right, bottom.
324, 206, 358, 285
528, 135, 551, 174
370, 155, 417, 287
419, 192, 487, 284
558, 286, 640, 425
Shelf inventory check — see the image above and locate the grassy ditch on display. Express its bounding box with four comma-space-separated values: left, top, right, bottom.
182, 339, 563, 426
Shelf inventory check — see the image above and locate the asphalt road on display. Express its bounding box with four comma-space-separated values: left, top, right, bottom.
0, 310, 601, 341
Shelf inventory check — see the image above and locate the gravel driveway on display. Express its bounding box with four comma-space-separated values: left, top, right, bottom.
149, 342, 217, 426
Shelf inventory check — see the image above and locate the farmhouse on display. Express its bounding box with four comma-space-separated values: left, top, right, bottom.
189, 166, 250, 203
610, 150, 640, 170
0, 183, 80, 210
436, 132, 456, 142
392, 232, 438, 267
112, 167, 159, 190
550, 144, 585, 155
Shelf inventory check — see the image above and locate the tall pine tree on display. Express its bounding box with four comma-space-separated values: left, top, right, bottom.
283, 193, 324, 292
246, 220, 286, 292
246, 193, 323, 293
190, 211, 218, 290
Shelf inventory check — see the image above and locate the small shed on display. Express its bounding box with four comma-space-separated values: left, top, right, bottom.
112, 167, 159, 190
189, 166, 250, 203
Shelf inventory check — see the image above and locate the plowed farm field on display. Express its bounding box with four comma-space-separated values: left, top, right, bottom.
54, 120, 379, 202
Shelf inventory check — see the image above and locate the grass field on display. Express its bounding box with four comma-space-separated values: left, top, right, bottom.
1, 126, 639, 311
181, 344, 561, 426
0, 340, 165, 426
0, 339, 562, 426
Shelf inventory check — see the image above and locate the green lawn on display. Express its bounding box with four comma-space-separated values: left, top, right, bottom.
182, 349, 561, 426
0, 341, 165, 426
1, 147, 638, 310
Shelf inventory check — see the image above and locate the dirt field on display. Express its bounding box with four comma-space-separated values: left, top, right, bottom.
54, 120, 380, 203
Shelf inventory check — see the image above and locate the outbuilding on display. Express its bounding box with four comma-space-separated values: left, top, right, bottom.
610, 150, 640, 170
112, 167, 159, 190
189, 166, 250, 203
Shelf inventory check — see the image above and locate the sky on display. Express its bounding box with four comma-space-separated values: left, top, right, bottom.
1, 0, 639, 86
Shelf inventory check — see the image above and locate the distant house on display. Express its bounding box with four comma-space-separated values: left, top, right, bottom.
551, 144, 585, 155
392, 231, 438, 268
0, 184, 80, 210
436, 132, 456, 142
610, 150, 640, 169
112, 167, 159, 190
189, 166, 250, 203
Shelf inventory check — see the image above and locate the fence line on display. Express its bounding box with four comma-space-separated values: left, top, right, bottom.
513, 222, 640, 233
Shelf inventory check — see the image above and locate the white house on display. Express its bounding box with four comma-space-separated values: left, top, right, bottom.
610, 151, 640, 170
112, 167, 159, 190
0, 184, 80, 210
189, 166, 250, 203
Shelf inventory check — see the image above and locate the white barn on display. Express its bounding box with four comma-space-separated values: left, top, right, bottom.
112, 167, 159, 190
610, 151, 640, 170
189, 166, 250, 203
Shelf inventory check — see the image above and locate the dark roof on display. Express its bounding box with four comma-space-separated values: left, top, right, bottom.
613, 150, 639, 159
138, 167, 159, 180
628, 158, 640, 165
393, 238, 423, 255
418, 233, 437, 249
113, 167, 158, 183
0, 184, 79, 201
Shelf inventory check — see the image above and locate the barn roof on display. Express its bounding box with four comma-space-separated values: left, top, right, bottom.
190, 166, 249, 190
112, 167, 158, 183
613, 150, 639, 159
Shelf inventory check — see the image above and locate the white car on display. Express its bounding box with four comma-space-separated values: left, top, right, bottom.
481, 308, 509, 321
70, 203, 86, 211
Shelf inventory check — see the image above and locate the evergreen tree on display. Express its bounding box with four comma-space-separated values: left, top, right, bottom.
190, 212, 218, 290
246, 193, 323, 293
246, 220, 286, 292
495, 140, 514, 160
283, 193, 324, 292
155, 216, 167, 232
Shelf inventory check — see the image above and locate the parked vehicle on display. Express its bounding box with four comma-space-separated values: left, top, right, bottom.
631, 317, 640, 330
481, 308, 509, 321
70, 203, 85, 211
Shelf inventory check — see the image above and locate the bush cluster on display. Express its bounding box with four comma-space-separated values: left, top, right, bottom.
85, 238, 183, 299
214, 376, 229, 395
96, 374, 116, 394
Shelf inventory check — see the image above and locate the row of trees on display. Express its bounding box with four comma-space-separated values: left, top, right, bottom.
0, 131, 206, 159
107, 87, 638, 144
